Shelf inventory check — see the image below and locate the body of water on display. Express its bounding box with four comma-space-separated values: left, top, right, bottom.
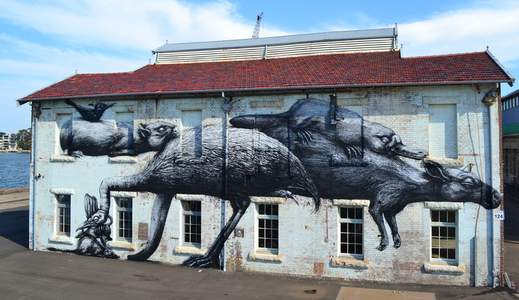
0, 153, 30, 189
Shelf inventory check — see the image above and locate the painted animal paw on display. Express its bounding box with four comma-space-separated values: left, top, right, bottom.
71, 151, 84, 158
182, 254, 220, 268
393, 235, 401, 248
376, 241, 388, 251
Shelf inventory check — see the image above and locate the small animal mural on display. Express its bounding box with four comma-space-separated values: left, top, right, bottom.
65, 100, 114, 122
49, 194, 118, 258
60, 100, 152, 157
50, 97, 502, 267
74, 194, 118, 258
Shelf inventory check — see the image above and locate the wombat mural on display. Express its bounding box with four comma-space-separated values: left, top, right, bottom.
85, 119, 319, 267
230, 97, 502, 250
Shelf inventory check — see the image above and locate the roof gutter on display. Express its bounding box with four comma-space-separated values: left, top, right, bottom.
18, 79, 515, 105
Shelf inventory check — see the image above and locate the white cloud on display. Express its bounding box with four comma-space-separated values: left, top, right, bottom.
398, 1, 519, 63
0, 0, 288, 51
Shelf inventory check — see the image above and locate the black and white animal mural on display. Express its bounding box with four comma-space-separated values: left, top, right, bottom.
86, 119, 319, 267
230, 97, 502, 250
49, 194, 118, 258
50, 96, 502, 268
60, 100, 150, 157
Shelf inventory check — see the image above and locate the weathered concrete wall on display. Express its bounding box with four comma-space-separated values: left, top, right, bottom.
30, 84, 502, 286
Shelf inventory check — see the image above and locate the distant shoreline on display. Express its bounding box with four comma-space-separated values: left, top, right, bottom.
0, 187, 29, 195
0, 150, 30, 153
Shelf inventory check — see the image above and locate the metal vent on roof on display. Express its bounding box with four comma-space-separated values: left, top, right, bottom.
155, 27, 398, 64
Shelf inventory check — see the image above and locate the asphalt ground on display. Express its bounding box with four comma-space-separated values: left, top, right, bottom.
0, 190, 516, 299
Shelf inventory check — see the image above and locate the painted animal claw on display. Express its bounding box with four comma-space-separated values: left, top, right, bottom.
182, 254, 220, 268
376, 243, 387, 251
71, 151, 84, 158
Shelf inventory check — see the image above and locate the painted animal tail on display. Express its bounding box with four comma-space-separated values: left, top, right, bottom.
289, 157, 321, 211
127, 193, 173, 261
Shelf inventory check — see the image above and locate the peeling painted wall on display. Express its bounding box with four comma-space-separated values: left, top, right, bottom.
30, 84, 502, 286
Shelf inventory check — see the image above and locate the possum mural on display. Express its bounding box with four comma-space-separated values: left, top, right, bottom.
230, 97, 502, 250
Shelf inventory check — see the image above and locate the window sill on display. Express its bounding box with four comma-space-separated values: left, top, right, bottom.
422, 262, 465, 275
108, 156, 137, 164
110, 241, 134, 251
332, 199, 370, 207
424, 202, 463, 210
248, 251, 283, 263
330, 256, 368, 270
50, 155, 75, 163
48, 235, 74, 245
49, 188, 74, 195
250, 197, 286, 204
174, 245, 207, 255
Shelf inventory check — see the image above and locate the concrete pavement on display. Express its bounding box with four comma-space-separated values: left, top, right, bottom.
0, 196, 516, 299
505, 185, 519, 289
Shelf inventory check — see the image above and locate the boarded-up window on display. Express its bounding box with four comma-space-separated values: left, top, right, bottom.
181, 110, 203, 157
56, 113, 72, 155
115, 112, 134, 150
428, 104, 458, 159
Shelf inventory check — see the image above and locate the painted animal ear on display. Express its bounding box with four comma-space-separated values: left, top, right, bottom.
423, 160, 451, 182
84, 193, 98, 219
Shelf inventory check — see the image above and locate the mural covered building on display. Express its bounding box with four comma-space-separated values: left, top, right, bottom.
19, 27, 515, 287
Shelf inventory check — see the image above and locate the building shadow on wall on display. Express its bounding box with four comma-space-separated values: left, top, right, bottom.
0, 207, 29, 248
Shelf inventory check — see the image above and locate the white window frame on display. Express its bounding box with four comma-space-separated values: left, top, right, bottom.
338, 206, 364, 259
181, 200, 202, 248
430, 209, 458, 264
255, 203, 279, 255
110, 191, 136, 244
55, 194, 71, 237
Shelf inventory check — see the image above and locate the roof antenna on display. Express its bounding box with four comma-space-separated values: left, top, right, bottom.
252, 12, 263, 39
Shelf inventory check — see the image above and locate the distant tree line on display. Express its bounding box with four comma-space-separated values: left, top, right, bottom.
14, 128, 31, 150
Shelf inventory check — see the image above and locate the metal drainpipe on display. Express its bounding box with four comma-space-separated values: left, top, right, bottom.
485, 85, 501, 287
30, 103, 37, 250
220, 92, 232, 271
487, 101, 495, 287
498, 84, 505, 287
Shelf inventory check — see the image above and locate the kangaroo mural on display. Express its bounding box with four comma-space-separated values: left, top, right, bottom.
85, 119, 320, 267
230, 97, 502, 250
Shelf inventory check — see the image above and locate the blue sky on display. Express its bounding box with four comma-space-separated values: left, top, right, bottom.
0, 0, 518, 132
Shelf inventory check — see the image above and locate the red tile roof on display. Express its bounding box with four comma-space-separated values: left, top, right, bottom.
19, 51, 514, 103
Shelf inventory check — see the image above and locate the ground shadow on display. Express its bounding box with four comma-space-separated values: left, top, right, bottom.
0, 207, 28, 248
